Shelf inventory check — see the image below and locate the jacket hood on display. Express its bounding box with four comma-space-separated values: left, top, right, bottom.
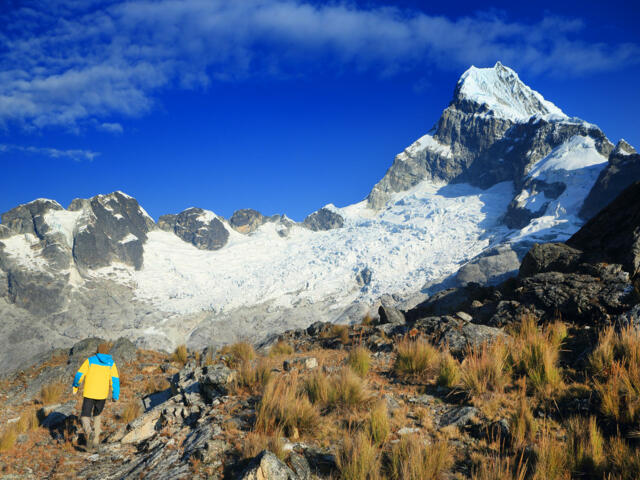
95, 353, 113, 365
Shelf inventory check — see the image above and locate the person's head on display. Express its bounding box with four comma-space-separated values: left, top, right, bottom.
97, 342, 111, 355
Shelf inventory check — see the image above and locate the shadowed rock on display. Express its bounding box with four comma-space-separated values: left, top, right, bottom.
158, 207, 229, 250
303, 208, 344, 231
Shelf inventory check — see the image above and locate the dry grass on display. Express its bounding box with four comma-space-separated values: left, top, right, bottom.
394, 337, 439, 379
39, 381, 65, 405
303, 369, 333, 406
361, 313, 374, 326
171, 344, 188, 365
509, 315, 564, 395
566, 416, 605, 476
436, 351, 461, 388
367, 400, 390, 445
331, 325, 350, 345
460, 340, 510, 398
255, 375, 319, 437
0, 427, 17, 453
223, 341, 256, 366
330, 368, 371, 410
389, 435, 453, 480
144, 376, 171, 395
236, 358, 274, 393
336, 431, 381, 480
16, 409, 39, 433
472, 453, 528, 480
347, 346, 371, 377
605, 435, 640, 480
242, 429, 286, 461
510, 380, 537, 449
590, 325, 640, 426
121, 400, 143, 424
269, 340, 294, 357
533, 426, 569, 480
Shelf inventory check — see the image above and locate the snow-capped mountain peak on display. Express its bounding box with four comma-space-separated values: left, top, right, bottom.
455, 61, 567, 122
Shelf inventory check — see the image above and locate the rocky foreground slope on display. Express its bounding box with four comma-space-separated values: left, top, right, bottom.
1, 63, 640, 372
0, 182, 639, 479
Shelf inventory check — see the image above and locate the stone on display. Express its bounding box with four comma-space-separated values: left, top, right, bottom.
397, 427, 421, 435
378, 305, 405, 325
239, 450, 299, 480
302, 208, 344, 231
289, 452, 311, 480
229, 209, 267, 234
283, 357, 318, 371
40, 401, 76, 428
455, 311, 473, 322
109, 337, 138, 365
200, 363, 237, 402
441, 323, 506, 356
121, 409, 162, 444
518, 243, 583, 277
438, 406, 479, 429
457, 245, 521, 286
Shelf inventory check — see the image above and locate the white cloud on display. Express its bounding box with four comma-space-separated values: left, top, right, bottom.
98, 122, 124, 134
0, 0, 638, 130
0, 143, 99, 161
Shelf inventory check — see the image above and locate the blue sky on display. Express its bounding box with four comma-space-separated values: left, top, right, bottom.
1, 0, 639, 221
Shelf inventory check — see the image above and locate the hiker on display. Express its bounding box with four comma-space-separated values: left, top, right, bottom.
72, 343, 120, 451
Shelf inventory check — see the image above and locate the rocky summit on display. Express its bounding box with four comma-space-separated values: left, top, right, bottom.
0, 62, 639, 378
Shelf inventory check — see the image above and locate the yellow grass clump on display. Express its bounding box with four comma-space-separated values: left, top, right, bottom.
171, 344, 188, 365
347, 346, 371, 377
121, 400, 143, 424
269, 340, 294, 357
337, 431, 381, 480
394, 337, 440, 379
389, 435, 453, 480
39, 381, 65, 405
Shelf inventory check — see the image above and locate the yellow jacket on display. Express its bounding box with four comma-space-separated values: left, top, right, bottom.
72, 353, 120, 400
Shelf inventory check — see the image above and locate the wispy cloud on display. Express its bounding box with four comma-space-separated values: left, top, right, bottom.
98, 122, 124, 134
0, 143, 99, 161
0, 0, 638, 130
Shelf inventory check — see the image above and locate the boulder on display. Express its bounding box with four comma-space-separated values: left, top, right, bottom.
441, 323, 506, 356
518, 243, 583, 277
40, 401, 76, 428
121, 408, 162, 444
109, 337, 138, 365
283, 357, 318, 371
378, 305, 405, 325
457, 245, 521, 286
438, 406, 479, 430
303, 208, 344, 231
240, 450, 299, 480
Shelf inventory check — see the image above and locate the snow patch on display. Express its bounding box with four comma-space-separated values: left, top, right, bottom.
43, 209, 81, 248
120, 233, 139, 244
401, 134, 453, 159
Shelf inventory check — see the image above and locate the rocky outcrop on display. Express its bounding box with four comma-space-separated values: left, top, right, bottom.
568, 181, 640, 277
229, 209, 267, 234
580, 140, 640, 220
518, 243, 583, 277
457, 245, 522, 286
303, 208, 344, 231
240, 450, 307, 480
70, 191, 156, 270
158, 207, 229, 250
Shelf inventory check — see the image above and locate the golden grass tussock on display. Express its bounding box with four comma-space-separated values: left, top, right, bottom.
436, 351, 461, 388
394, 337, 440, 379
460, 340, 510, 398
332, 325, 350, 345
566, 416, 605, 475
0, 426, 17, 453
347, 345, 371, 377
367, 400, 390, 446
39, 381, 65, 405
171, 344, 188, 365
533, 426, 570, 480
472, 453, 528, 480
236, 357, 274, 393
590, 325, 640, 425
255, 375, 319, 437
269, 340, 294, 357
303, 369, 333, 407
16, 408, 39, 433
223, 341, 256, 366
330, 367, 371, 410
361, 313, 374, 326
121, 400, 143, 424
510, 389, 537, 449
242, 429, 286, 461
510, 314, 564, 395
605, 435, 640, 480
144, 376, 171, 395
337, 431, 381, 480
389, 435, 453, 480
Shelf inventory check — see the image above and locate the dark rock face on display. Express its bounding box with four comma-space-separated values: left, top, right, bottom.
70, 191, 156, 270
158, 207, 229, 250
519, 243, 583, 278
378, 305, 405, 325
229, 209, 266, 234
303, 208, 344, 231
6, 269, 70, 315
580, 140, 640, 220
567, 181, 640, 277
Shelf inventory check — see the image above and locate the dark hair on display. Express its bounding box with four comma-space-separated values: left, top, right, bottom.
97, 342, 111, 355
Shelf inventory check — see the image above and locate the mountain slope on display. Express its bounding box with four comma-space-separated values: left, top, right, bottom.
0, 62, 638, 372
